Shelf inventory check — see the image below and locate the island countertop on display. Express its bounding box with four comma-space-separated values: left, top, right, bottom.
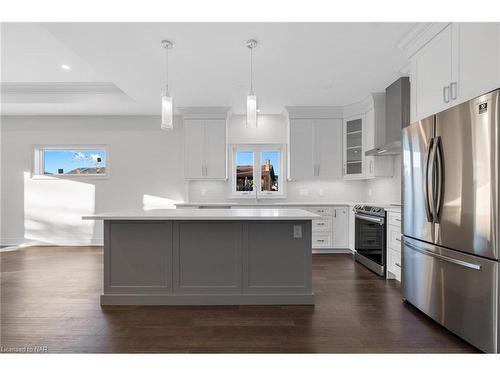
82, 208, 320, 221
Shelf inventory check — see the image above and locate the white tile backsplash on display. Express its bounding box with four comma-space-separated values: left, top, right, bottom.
365, 155, 401, 204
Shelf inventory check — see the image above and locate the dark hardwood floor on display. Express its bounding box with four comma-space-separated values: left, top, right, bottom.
0, 246, 478, 353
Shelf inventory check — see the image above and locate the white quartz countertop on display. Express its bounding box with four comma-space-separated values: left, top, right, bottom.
175, 202, 402, 209
82, 208, 320, 221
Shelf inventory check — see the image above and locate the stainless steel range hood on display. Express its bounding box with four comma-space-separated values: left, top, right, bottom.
365, 77, 410, 156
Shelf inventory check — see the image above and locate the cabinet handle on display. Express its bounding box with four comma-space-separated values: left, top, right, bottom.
370, 160, 374, 174
334, 209, 337, 218
395, 237, 401, 242
443, 86, 450, 103
317, 165, 320, 176
450, 81, 457, 100
395, 262, 401, 268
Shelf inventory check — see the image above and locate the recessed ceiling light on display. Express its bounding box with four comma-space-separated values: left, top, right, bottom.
257, 109, 261, 113
60, 64, 71, 70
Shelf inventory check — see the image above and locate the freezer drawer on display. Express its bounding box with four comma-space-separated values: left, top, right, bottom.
402, 236, 498, 353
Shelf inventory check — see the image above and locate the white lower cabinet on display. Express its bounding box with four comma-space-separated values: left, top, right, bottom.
304, 206, 349, 250
386, 210, 402, 281
331, 207, 349, 248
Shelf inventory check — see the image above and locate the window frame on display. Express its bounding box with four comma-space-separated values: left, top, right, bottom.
229, 143, 286, 199
32, 144, 109, 179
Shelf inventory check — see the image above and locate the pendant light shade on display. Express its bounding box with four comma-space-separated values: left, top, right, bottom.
246, 39, 258, 128
161, 90, 173, 130
161, 40, 174, 130
246, 93, 257, 128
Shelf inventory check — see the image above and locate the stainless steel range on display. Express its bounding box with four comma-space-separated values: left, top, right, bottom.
353, 205, 386, 276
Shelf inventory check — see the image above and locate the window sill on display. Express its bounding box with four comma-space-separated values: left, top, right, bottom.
229, 193, 287, 200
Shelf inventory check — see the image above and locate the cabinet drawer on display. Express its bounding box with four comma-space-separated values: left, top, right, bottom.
312, 234, 332, 248
312, 218, 331, 232
388, 211, 402, 227
387, 249, 401, 281
388, 225, 402, 252
305, 207, 333, 217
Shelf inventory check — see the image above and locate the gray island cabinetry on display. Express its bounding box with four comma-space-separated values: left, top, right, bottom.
82, 208, 318, 305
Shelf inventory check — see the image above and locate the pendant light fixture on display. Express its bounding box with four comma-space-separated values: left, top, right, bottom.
161, 39, 174, 130
246, 39, 258, 128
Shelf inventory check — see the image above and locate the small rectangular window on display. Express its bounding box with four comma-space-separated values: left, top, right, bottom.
230, 144, 285, 198
34, 146, 108, 177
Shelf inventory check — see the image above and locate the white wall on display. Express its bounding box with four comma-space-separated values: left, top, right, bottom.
1, 116, 185, 246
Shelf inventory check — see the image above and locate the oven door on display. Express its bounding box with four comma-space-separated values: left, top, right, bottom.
354, 213, 386, 275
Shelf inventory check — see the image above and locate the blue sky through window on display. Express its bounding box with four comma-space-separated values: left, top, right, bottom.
236, 151, 279, 171
43, 149, 106, 174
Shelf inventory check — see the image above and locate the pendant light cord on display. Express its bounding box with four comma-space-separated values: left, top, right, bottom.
165, 47, 169, 93
250, 46, 253, 93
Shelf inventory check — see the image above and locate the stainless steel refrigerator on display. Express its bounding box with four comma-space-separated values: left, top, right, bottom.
402, 89, 499, 353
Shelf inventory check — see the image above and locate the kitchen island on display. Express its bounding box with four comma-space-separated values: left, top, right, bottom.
82, 208, 318, 305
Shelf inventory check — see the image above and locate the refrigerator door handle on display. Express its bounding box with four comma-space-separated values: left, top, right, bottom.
403, 241, 482, 270
434, 136, 444, 221
428, 137, 439, 223
424, 137, 434, 222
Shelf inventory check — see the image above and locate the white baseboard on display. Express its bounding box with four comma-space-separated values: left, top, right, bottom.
0, 238, 104, 248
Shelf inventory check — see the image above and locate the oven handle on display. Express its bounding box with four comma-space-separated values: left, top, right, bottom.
354, 213, 385, 225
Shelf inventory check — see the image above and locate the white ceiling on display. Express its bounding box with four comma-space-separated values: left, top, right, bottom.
1, 22, 414, 115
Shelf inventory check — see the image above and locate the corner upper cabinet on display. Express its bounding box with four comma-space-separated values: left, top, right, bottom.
407, 23, 500, 122
342, 115, 365, 179
181, 107, 229, 180
288, 112, 342, 180
412, 24, 453, 121
342, 94, 392, 179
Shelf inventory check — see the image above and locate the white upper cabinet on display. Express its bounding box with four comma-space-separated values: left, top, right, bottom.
413, 24, 453, 121
184, 119, 206, 179
407, 23, 500, 122
342, 115, 365, 179
314, 119, 342, 179
289, 119, 315, 180
342, 94, 393, 180
454, 23, 500, 104
184, 118, 227, 180
288, 113, 342, 181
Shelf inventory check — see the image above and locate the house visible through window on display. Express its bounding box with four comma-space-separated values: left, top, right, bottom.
261, 151, 280, 192
34, 146, 107, 177
231, 145, 285, 198
235, 151, 254, 192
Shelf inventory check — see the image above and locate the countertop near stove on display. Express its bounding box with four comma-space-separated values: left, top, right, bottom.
175, 202, 402, 210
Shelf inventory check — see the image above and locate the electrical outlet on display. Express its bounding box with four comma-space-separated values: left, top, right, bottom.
201, 189, 207, 196
293, 225, 302, 238
318, 188, 324, 196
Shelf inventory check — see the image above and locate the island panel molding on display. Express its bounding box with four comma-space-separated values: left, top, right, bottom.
84, 209, 317, 305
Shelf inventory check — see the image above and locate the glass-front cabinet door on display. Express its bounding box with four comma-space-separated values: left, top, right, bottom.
343, 115, 365, 179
